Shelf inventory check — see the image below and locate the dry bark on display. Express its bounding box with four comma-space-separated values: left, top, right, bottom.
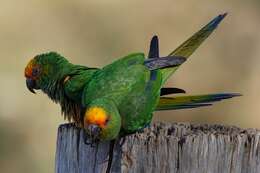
55, 123, 260, 173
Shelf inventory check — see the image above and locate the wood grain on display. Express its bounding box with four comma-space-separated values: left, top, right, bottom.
55, 123, 260, 173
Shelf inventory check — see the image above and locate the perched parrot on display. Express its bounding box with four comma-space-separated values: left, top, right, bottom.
24, 13, 240, 142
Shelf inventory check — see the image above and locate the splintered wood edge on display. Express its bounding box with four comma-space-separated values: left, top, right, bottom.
56, 122, 260, 154
56, 122, 260, 173
58, 122, 259, 135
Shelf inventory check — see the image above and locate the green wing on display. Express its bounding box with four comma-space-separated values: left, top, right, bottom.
156, 93, 241, 111
82, 53, 148, 106
161, 13, 227, 84
64, 66, 97, 101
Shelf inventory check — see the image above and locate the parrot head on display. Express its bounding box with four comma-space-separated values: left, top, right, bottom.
24, 52, 71, 94
24, 58, 41, 93
83, 99, 121, 141
84, 107, 109, 140
24, 52, 83, 123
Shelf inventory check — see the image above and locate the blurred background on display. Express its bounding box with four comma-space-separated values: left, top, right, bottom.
0, 0, 259, 172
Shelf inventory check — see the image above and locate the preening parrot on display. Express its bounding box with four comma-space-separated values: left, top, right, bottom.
24, 13, 240, 142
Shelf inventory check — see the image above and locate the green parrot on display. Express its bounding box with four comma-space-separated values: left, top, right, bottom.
24, 13, 240, 142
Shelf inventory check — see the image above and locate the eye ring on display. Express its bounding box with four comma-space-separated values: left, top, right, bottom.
32, 68, 40, 77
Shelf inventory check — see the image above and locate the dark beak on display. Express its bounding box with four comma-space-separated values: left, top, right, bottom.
26, 78, 36, 94
87, 124, 101, 139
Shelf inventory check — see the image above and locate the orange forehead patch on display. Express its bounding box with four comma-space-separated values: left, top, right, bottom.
24, 59, 35, 78
85, 107, 108, 127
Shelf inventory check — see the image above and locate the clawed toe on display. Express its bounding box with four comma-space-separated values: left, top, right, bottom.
83, 131, 99, 147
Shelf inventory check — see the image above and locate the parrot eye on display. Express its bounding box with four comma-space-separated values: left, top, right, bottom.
32, 68, 40, 77
105, 118, 110, 124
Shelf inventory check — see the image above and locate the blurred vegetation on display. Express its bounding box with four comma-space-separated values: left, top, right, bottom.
0, 0, 260, 172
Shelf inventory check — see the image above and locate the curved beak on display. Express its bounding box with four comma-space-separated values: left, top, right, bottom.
87, 124, 101, 139
26, 78, 36, 94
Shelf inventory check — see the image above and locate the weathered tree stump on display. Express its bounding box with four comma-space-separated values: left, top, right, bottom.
55, 123, 260, 173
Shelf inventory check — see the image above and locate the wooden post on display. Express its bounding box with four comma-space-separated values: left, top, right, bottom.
55, 123, 260, 173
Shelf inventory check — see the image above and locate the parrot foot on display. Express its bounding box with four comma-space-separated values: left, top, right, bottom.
83, 130, 99, 147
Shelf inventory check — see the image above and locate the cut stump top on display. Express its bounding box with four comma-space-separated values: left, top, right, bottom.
55, 122, 260, 173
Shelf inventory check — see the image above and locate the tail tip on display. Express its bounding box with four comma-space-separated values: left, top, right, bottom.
218, 12, 228, 20
221, 93, 242, 99
221, 12, 228, 18
152, 35, 158, 40
209, 12, 228, 29
230, 93, 242, 97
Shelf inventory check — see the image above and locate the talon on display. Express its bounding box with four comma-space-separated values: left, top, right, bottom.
83, 131, 94, 147
90, 142, 97, 148
84, 139, 93, 145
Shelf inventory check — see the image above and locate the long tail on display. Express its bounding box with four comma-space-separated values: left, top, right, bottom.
161, 13, 227, 84
156, 93, 241, 111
